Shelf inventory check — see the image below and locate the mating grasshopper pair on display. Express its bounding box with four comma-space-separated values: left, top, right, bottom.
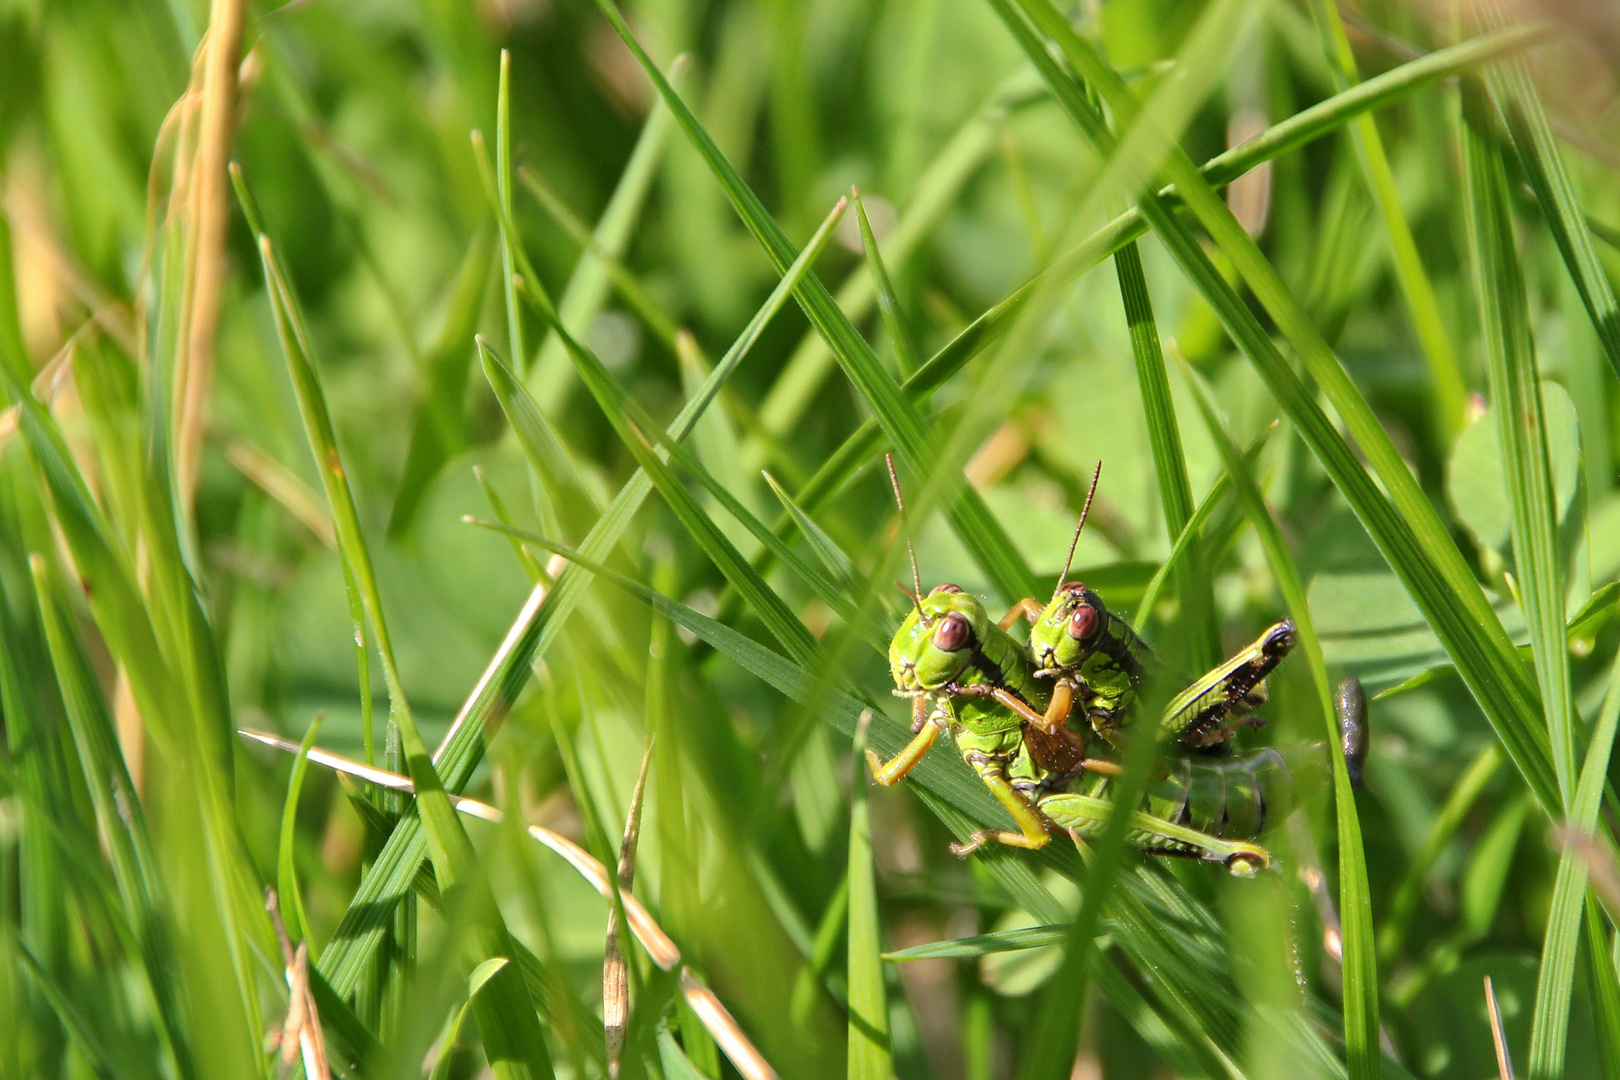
867, 460, 1366, 875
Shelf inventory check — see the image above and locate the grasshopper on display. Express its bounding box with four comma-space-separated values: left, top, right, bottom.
864, 459, 1361, 873
1008, 465, 1297, 752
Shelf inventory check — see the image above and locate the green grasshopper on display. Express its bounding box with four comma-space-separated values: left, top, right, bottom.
1008, 466, 1297, 752
864, 460, 1361, 873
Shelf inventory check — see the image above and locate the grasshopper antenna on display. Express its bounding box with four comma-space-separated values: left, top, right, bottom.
886, 453, 925, 619
1055, 460, 1102, 600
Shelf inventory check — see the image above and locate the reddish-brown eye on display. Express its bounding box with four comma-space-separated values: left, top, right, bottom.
933, 612, 970, 652
1067, 604, 1099, 641
929, 583, 962, 595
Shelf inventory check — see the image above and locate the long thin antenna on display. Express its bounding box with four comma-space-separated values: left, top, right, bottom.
886, 453, 925, 617
1055, 461, 1102, 600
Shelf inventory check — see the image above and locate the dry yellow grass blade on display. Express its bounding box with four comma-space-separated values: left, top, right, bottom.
236, 727, 790, 1077
173, 0, 247, 507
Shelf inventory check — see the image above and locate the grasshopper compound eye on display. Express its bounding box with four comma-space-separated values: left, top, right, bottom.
929, 583, 963, 595
933, 611, 970, 652
1067, 604, 1099, 642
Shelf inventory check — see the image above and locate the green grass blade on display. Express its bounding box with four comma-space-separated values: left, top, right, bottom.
310, 159, 829, 997
853, 189, 918, 379
756, 68, 1045, 442
1113, 241, 1215, 670
13, 940, 121, 1080
1476, 0, 1620, 381
253, 227, 555, 1079
1183, 363, 1380, 1080
995, 0, 1563, 823
1461, 78, 1577, 801
1132, 425, 1272, 632
526, 61, 676, 412
884, 925, 1065, 962
1308, 0, 1466, 440
761, 471, 856, 586
588, 0, 1039, 602
846, 716, 891, 1080
278, 716, 323, 957
1526, 634, 1620, 1078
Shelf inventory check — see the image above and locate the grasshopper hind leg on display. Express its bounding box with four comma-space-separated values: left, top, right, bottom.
1336, 677, 1369, 789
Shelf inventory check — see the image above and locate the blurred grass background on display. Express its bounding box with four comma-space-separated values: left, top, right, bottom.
5, 0, 1620, 1077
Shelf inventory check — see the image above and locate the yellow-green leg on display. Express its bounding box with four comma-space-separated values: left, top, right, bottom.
950, 754, 1053, 856
866, 714, 942, 787
999, 598, 1046, 631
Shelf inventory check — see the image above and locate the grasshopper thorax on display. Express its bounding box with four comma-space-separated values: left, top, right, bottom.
889, 584, 992, 694
1030, 581, 1106, 676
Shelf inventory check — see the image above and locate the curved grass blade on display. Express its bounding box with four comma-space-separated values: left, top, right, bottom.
1475, 0, 1620, 381
252, 222, 555, 1079
587, 0, 1039, 603
1132, 424, 1273, 632
1528, 646, 1620, 1079
853, 189, 918, 378
309, 150, 847, 998
1183, 363, 1379, 1078
278, 715, 323, 957
996, 0, 1562, 829
1308, 0, 1466, 440
884, 925, 1066, 962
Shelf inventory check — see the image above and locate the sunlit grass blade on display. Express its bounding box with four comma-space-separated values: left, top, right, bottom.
1183, 363, 1379, 1079
1308, 0, 1466, 440
1475, 0, 1620, 380
846, 714, 891, 1080
996, 0, 1563, 828
755, 68, 1045, 443
761, 470, 856, 586
884, 925, 1065, 962
1462, 76, 1576, 801
1132, 425, 1271, 632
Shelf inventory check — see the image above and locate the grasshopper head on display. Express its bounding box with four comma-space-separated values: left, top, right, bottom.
1030, 581, 1106, 675
889, 584, 989, 693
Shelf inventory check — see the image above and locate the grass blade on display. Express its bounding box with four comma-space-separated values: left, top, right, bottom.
1461, 76, 1576, 802
1476, 0, 1620, 381
277, 715, 323, 957
1183, 363, 1380, 1080
996, 0, 1563, 829
1308, 0, 1466, 440
251, 219, 556, 1078
1113, 241, 1216, 670
588, 0, 1039, 603
846, 714, 891, 1080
